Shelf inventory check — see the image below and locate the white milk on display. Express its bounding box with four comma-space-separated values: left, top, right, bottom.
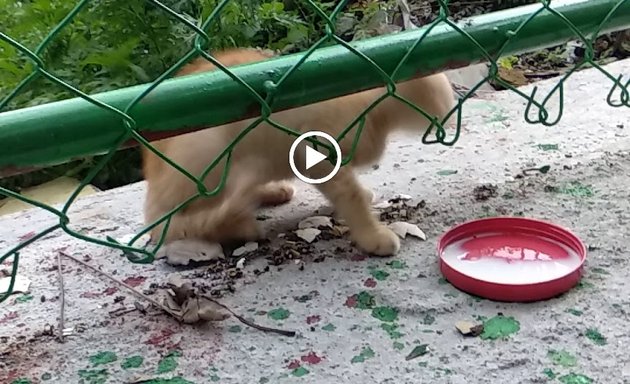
441, 232, 582, 285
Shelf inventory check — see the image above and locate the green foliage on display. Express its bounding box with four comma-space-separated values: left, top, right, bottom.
1, 0, 391, 190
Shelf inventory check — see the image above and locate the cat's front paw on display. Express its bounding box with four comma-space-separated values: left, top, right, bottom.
354, 225, 401, 256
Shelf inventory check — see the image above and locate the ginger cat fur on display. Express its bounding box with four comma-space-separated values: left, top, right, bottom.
142, 47, 456, 261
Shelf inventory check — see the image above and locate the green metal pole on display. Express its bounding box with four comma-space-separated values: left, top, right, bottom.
0, 0, 628, 168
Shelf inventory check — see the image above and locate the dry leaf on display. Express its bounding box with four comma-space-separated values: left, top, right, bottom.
197, 297, 231, 322
455, 321, 484, 337
164, 278, 230, 324
164, 294, 182, 313
0, 275, 31, 295
373, 201, 393, 209
332, 225, 349, 237
232, 242, 258, 257
388, 222, 427, 240
390, 193, 412, 201
298, 216, 333, 229
295, 228, 321, 243
155, 239, 224, 266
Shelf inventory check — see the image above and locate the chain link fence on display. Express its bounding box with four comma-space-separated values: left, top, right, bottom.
1, 0, 629, 303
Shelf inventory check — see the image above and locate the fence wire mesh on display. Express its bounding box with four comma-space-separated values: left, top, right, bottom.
0, 0, 629, 303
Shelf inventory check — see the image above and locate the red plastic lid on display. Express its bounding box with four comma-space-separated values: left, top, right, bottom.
437, 217, 587, 302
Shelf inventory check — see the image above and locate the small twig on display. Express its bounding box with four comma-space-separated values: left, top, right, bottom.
201, 294, 296, 337
60, 251, 296, 337
59, 251, 180, 318
109, 307, 139, 317
56, 252, 65, 343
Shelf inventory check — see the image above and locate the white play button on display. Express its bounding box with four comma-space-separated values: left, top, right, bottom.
305, 146, 328, 170
289, 131, 342, 184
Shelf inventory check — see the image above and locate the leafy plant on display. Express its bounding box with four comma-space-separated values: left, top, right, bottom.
0, 0, 352, 192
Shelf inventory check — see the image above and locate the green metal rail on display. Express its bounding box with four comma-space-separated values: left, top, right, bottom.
0, 0, 628, 169
0, 0, 629, 308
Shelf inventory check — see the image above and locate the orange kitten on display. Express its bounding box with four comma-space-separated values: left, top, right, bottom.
142, 47, 456, 261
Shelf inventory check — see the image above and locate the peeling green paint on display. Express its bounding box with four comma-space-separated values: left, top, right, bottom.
536, 143, 559, 151
548, 349, 577, 367
89, 351, 117, 366
479, 315, 520, 340
351, 346, 375, 363
585, 328, 607, 345
386, 260, 407, 269
381, 323, 403, 339
437, 278, 448, 285
78, 369, 109, 384
393, 341, 405, 351
267, 308, 291, 321
291, 367, 309, 377
157, 351, 182, 374
11, 379, 31, 384
371, 306, 398, 322
15, 294, 33, 303
558, 373, 593, 384
406, 344, 429, 360
209, 374, 220, 382
369, 269, 390, 281
355, 291, 376, 309
566, 308, 583, 316
228, 325, 242, 333
542, 368, 556, 379
321, 323, 336, 331
259, 378, 269, 383
554, 182, 594, 197
121, 355, 143, 369
41, 373, 52, 381
134, 378, 194, 384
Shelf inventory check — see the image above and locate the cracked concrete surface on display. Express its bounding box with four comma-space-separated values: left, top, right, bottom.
1, 58, 630, 384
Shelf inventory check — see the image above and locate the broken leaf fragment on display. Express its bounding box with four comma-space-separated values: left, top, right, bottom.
163, 278, 230, 324
455, 321, 484, 337
390, 193, 412, 201
232, 242, 258, 257
387, 222, 427, 240
373, 201, 393, 209
156, 240, 224, 266
298, 216, 333, 229
295, 228, 321, 243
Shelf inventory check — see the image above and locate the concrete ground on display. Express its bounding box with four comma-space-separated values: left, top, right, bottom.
1, 58, 630, 384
